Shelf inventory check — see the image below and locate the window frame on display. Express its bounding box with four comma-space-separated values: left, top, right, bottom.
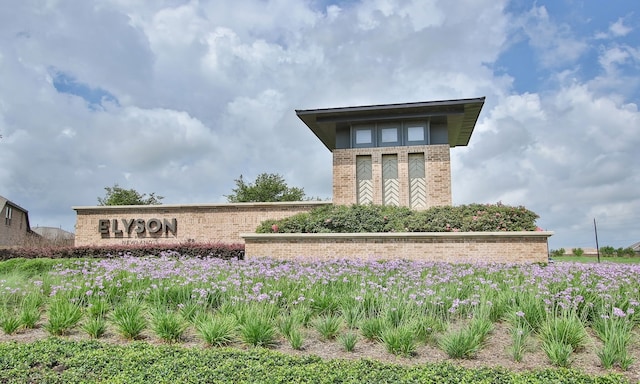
352, 125, 375, 148
350, 120, 431, 148
403, 121, 429, 146
5, 206, 12, 226
377, 123, 401, 147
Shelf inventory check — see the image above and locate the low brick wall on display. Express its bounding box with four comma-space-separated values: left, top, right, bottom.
73, 202, 330, 247
241, 231, 553, 263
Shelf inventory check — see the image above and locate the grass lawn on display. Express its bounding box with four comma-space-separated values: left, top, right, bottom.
552, 255, 640, 264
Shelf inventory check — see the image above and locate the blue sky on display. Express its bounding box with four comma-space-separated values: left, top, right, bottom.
0, 0, 638, 250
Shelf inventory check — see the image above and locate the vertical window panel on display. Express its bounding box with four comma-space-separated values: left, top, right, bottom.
356, 156, 373, 205
382, 154, 399, 206
408, 153, 426, 209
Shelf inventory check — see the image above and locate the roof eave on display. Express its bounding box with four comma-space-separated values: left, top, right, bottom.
297, 97, 485, 151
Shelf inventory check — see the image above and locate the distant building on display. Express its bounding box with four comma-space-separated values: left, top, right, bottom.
0, 195, 38, 247
630, 241, 640, 255
31, 226, 75, 246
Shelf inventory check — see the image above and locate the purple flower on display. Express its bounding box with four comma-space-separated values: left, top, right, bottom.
613, 307, 626, 317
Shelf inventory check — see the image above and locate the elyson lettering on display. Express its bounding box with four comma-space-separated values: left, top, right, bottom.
98, 218, 177, 236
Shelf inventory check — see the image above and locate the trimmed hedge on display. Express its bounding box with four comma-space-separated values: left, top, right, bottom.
256, 203, 540, 234
0, 242, 245, 261
0, 339, 628, 383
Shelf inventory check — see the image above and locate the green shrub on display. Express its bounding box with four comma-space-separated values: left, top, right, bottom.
600, 246, 616, 258
0, 242, 245, 261
239, 315, 277, 348
615, 247, 636, 258
82, 317, 107, 339
150, 308, 188, 343
0, 338, 629, 383
381, 325, 417, 356
571, 248, 584, 257
550, 248, 566, 258
339, 331, 358, 352
314, 314, 342, 340
111, 300, 146, 340
196, 314, 237, 347
0, 309, 22, 334
256, 203, 539, 233
44, 297, 83, 336
286, 328, 304, 350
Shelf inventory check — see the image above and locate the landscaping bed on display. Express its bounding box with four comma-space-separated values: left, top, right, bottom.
0, 256, 638, 382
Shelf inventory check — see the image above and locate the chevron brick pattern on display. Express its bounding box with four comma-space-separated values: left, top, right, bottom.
382, 155, 399, 206
409, 153, 426, 209
356, 156, 373, 205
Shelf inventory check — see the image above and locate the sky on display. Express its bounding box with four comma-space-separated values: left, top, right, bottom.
0, 0, 638, 251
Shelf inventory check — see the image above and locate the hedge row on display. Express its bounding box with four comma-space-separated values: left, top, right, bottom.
256, 203, 540, 233
0, 242, 245, 262
0, 339, 627, 384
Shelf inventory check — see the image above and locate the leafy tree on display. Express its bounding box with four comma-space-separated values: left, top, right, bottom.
98, 184, 163, 206
599, 246, 615, 258
226, 173, 306, 203
571, 247, 584, 257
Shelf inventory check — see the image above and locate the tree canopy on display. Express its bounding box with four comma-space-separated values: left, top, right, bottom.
97, 184, 163, 206
226, 173, 306, 203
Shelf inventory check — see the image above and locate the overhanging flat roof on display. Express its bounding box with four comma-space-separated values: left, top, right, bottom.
296, 97, 485, 151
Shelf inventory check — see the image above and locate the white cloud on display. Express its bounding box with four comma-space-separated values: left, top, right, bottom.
609, 17, 632, 37
517, 5, 588, 68
0, 0, 637, 249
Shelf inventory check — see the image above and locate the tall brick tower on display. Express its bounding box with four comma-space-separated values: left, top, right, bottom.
296, 97, 485, 210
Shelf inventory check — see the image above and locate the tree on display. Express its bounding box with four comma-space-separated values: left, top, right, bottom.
226, 173, 306, 202
98, 184, 163, 206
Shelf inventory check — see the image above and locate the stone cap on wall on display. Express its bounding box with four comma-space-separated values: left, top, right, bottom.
241, 231, 554, 240
73, 201, 331, 212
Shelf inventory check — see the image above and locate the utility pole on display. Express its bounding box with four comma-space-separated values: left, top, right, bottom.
594, 218, 600, 263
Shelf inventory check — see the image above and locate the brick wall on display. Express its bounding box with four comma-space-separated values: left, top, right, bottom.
332, 144, 451, 208
0, 206, 31, 247
242, 232, 553, 264
73, 202, 331, 247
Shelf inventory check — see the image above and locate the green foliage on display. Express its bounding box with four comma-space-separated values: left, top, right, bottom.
226, 173, 306, 202
360, 317, 385, 341
550, 248, 566, 257
196, 314, 237, 347
438, 317, 493, 359
111, 300, 146, 340
0, 242, 245, 262
314, 314, 342, 340
44, 297, 83, 335
542, 340, 574, 367
508, 325, 530, 362
150, 308, 187, 343
0, 309, 21, 334
615, 247, 636, 258
277, 313, 301, 339
600, 246, 616, 258
86, 297, 109, 319
98, 183, 163, 206
19, 306, 40, 329
412, 316, 446, 344
286, 328, 304, 350
339, 331, 358, 352
572, 248, 585, 257
82, 317, 107, 339
381, 325, 417, 356
593, 310, 634, 370
0, 338, 629, 383
239, 314, 277, 348
257, 203, 539, 233
539, 312, 588, 353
